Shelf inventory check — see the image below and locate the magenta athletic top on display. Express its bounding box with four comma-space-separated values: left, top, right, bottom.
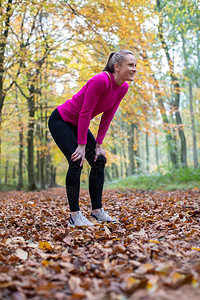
57, 72, 129, 144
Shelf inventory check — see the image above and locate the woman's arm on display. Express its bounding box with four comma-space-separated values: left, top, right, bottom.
96, 84, 129, 145
77, 75, 109, 144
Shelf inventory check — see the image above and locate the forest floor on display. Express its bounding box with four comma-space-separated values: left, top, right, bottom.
0, 187, 200, 300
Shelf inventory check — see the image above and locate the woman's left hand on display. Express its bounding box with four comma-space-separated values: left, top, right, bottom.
94, 143, 107, 162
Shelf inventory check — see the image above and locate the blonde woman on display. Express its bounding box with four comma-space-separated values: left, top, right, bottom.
48, 50, 137, 227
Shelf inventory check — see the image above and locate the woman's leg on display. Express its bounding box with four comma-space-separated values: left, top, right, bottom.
85, 130, 106, 210
48, 109, 82, 212
85, 130, 116, 223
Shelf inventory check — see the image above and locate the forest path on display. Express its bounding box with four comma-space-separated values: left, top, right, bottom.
0, 188, 200, 299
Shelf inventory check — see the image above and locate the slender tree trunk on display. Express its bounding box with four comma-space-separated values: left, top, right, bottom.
146, 132, 149, 173
110, 128, 119, 179
4, 160, 8, 185
50, 165, 56, 187
105, 167, 112, 182
189, 82, 198, 167
13, 165, 16, 184
40, 155, 45, 189
121, 121, 128, 177
120, 147, 123, 178
0, 0, 13, 160
175, 114, 187, 166
121, 140, 128, 177
15, 88, 24, 190
36, 150, 40, 187
111, 145, 119, 179
154, 131, 160, 171
27, 122, 36, 190
134, 124, 140, 173
27, 93, 36, 190
44, 98, 50, 187
127, 122, 135, 175
17, 128, 24, 190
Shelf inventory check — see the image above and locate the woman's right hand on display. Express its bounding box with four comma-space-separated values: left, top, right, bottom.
71, 144, 86, 167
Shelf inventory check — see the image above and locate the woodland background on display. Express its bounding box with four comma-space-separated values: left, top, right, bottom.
1, 1, 200, 299
0, 0, 200, 191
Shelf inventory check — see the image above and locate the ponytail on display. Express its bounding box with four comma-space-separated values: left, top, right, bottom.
103, 52, 116, 73
103, 50, 134, 73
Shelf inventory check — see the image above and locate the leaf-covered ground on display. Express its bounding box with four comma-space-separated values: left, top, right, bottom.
0, 187, 200, 300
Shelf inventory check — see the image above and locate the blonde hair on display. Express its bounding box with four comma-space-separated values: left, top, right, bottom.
103, 50, 134, 73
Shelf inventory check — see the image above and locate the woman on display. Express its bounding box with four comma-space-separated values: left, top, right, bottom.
48, 50, 137, 227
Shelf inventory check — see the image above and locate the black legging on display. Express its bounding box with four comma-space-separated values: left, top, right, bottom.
48, 108, 106, 212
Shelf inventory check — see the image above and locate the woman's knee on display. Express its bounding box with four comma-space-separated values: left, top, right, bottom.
69, 159, 83, 171
93, 155, 106, 170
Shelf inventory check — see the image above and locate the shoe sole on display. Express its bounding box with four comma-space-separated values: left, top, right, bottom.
91, 218, 117, 224
68, 222, 93, 227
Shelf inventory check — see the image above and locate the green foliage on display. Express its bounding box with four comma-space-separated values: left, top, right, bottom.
105, 167, 200, 191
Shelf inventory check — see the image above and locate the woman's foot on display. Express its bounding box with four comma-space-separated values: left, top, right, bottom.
68, 211, 94, 227
91, 208, 116, 223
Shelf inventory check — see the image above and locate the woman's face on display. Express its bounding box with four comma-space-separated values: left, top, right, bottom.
115, 54, 137, 82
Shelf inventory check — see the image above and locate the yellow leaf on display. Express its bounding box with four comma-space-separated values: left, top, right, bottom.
191, 247, 200, 251
125, 224, 134, 228
126, 277, 140, 289
39, 241, 53, 251
149, 239, 160, 244
41, 260, 50, 267
192, 278, 199, 287
135, 263, 154, 274
173, 272, 184, 281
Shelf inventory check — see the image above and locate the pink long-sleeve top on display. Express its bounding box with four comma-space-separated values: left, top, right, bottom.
57, 72, 129, 144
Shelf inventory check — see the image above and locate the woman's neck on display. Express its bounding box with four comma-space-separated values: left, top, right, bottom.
113, 73, 124, 86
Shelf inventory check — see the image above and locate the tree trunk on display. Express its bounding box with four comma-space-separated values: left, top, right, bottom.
27, 93, 36, 190
121, 121, 128, 177
111, 155, 119, 179
154, 131, 160, 171
127, 122, 135, 176
17, 129, 24, 190
105, 167, 112, 182
174, 90, 187, 167
134, 124, 140, 173
50, 165, 56, 187
4, 160, 8, 185
13, 165, 16, 184
40, 155, 45, 189
146, 132, 149, 173
36, 150, 40, 187
189, 81, 198, 168
0, 0, 13, 164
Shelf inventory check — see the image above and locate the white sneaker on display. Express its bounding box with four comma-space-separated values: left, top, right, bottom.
91, 208, 116, 223
68, 211, 94, 227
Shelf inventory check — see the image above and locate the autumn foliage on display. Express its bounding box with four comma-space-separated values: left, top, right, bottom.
0, 188, 200, 299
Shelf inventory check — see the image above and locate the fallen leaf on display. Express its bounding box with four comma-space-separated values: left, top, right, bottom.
15, 248, 28, 260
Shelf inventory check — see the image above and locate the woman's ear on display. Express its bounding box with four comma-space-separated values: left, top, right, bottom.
114, 63, 120, 72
